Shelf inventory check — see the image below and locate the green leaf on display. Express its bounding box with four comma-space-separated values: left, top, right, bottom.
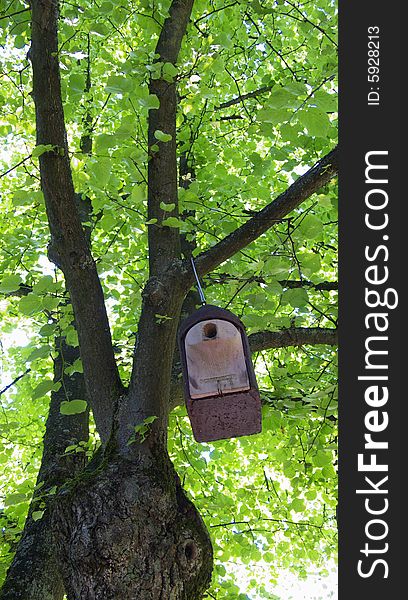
19, 294, 42, 315
4, 493, 27, 506
27, 345, 52, 362
94, 133, 117, 152
99, 1, 114, 14
162, 62, 178, 82
154, 130, 172, 143
139, 94, 160, 110
60, 400, 88, 415
39, 323, 57, 337
290, 498, 306, 513
66, 328, 79, 347
298, 108, 331, 137
299, 253, 321, 276
147, 62, 163, 80
155, 313, 173, 324
265, 281, 283, 296
42, 296, 60, 311
305, 490, 317, 501
32, 144, 55, 157
69, 73, 86, 94
268, 86, 298, 109
90, 22, 109, 36
33, 275, 55, 294
14, 35, 27, 49
32, 510, 45, 521
257, 107, 289, 126
159, 201, 175, 212
64, 444, 79, 453
298, 214, 323, 239
161, 217, 183, 228
313, 451, 333, 467
264, 256, 291, 276
279, 122, 300, 143
214, 31, 233, 48
282, 288, 309, 308
313, 90, 337, 112
284, 82, 308, 96
283, 460, 297, 478
105, 75, 133, 94
11, 190, 29, 206
127, 415, 158, 444
32, 380, 55, 400
69, 358, 83, 374
88, 157, 112, 188
12, 189, 44, 207
0, 275, 23, 293
130, 185, 145, 204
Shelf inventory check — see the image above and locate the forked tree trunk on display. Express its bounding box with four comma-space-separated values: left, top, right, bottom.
53, 445, 213, 600
9, 2, 338, 598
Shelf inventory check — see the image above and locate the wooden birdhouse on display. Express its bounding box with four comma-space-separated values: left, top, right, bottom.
178, 305, 262, 442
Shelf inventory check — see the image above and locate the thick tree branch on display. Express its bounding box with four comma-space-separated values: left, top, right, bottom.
248, 327, 338, 353
125, 0, 195, 447
282, 280, 338, 291
29, 1, 123, 443
206, 273, 338, 291
192, 147, 338, 279
155, 0, 195, 64
147, 0, 194, 276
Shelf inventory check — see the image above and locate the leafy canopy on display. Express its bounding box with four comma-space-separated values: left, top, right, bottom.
0, 0, 337, 597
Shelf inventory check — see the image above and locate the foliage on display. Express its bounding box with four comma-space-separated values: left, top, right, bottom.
0, 0, 337, 597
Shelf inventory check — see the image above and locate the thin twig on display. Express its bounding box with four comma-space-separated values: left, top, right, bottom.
1, 155, 32, 179
0, 369, 31, 397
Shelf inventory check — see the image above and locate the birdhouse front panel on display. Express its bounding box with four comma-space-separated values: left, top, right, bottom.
184, 319, 250, 399
178, 304, 262, 442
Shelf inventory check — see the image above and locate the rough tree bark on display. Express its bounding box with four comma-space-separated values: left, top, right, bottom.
1, 1, 338, 598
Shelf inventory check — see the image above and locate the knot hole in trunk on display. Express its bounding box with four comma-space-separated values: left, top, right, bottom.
184, 540, 198, 561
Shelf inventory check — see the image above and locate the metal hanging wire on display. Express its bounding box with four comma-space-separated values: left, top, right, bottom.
190, 257, 206, 305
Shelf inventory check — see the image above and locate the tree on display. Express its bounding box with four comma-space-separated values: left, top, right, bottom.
0, 0, 338, 598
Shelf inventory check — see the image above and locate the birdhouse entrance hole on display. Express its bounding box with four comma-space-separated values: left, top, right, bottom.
203, 322, 217, 338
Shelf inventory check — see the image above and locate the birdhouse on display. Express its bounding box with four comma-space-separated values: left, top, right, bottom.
178, 305, 262, 442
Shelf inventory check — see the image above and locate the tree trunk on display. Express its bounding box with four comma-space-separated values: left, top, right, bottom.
53, 445, 213, 600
